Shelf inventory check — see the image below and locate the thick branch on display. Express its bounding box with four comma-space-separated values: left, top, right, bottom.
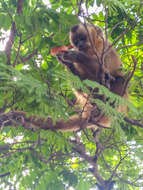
72, 141, 105, 185
0, 110, 89, 131
0, 110, 142, 133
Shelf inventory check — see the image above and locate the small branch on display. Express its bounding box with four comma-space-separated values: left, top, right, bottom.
20, 49, 38, 63
86, 16, 105, 23
31, 148, 68, 164
137, 0, 143, 16
109, 152, 129, 181
20, 33, 54, 62
121, 56, 137, 96
21, 35, 33, 44
30, 148, 50, 164
104, 6, 108, 46
17, 0, 24, 14
124, 117, 143, 128
89, 121, 111, 129
104, 20, 137, 57
77, 0, 83, 16
72, 140, 105, 185
110, 21, 124, 37
0, 172, 10, 178
13, 34, 22, 66
117, 40, 143, 50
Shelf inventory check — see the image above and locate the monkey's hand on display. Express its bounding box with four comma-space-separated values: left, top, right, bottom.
56, 51, 73, 66
57, 51, 91, 64
56, 51, 81, 77
104, 72, 115, 89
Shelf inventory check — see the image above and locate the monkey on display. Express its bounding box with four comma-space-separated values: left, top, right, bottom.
55, 23, 128, 131
57, 23, 123, 81
0, 23, 128, 133
70, 24, 123, 76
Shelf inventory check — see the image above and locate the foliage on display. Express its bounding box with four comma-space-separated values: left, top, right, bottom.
0, 0, 143, 189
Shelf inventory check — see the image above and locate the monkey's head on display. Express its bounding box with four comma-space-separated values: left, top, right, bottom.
69, 23, 103, 55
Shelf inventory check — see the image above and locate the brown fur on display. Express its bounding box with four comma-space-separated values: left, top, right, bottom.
69, 23, 123, 77
55, 23, 128, 131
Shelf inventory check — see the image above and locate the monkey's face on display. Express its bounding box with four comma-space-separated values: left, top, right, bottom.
71, 32, 88, 51
70, 24, 102, 54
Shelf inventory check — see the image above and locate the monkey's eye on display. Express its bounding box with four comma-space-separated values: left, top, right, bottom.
80, 36, 86, 41
73, 37, 86, 47
73, 39, 78, 46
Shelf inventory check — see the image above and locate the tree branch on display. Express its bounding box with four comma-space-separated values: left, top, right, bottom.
5, 0, 24, 65
0, 172, 10, 178
72, 139, 105, 186
17, 0, 24, 14
121, 56, 137, 96
117, 40, 143, 50
124, 117, 143, 128
20, 49, 38, 63
14, 34, 22, 66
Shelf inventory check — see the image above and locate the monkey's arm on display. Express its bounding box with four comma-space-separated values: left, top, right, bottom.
57, 50, 95, 66
56, 52, 81, 77
56, 51, 100, 80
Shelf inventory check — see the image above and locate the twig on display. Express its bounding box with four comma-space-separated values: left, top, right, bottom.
104, 6, 108, 46
108, 152, 129, 181
13, 34, 22, 66
20, 49, 38, 62
121, 56, 137, 96
17, 0, 24, 14
0, 172, 10, 178
117, 40, 143, 50
124, 117, 143, 128
103, 20, 137, 57
110, 21, 124, 37
72, 139, 105, 186
77, 0, 83, 16
21, 35, 33, 44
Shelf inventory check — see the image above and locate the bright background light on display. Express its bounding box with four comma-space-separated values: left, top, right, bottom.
0, 29, 10, 51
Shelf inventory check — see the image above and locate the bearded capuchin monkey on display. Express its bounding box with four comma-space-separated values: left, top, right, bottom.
55, 23, 127, 131
57, 23, 124, 82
